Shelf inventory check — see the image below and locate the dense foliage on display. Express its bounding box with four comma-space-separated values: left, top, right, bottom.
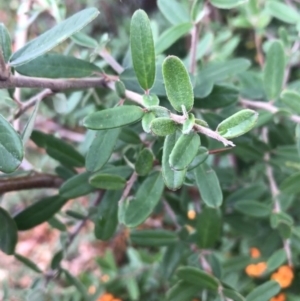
1, 0, 300, 300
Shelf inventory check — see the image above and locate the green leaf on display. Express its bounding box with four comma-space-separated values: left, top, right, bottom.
142, 94, 160, 107
245, 281, 280, 301
83, 105, 144, 130
155, 23, 193, 55
0, 114, 23, 173
51, 250, 64, 269
216, 109, 258, 139
0, 23, 12, 62
267, 249, 287, 273
130, 229, 177, 246
196, 207, 221, 248
122, 172, 164, 227
176, 266, 219, 291
14, 195, 68, 230
115, 80, 126, 98
281, 90, 300, 114
59, 172, 95, 199
182, 113, 195, 134
157, 0, 190, 25
194, 163, 223, 208
234, 200, 271, 217
187, 147, 209, 171
266, 1, 300, 24
210, 0, 247, 9
223, 288, 246, 301
14, 253, 42, 273
85, 128, 120, 172
0, 207, 18, 255
296, 124, 300, 158
263, 40, 285, 100
71, 32, 98, 48
63, 269, 89, 301
15, 53, 101, 78
135, 148, 154, 176
280, 172, 300, 194
45, 135, 85, 168
194, 84, 238, 109
10, 8, 99, 66
119, 128, 141, 145
167, 281, 199, 301
94, 190, 121, 241
22, 102, 39, 146
169, 132, 200, 170
130, 9, 155, 91
162, 132, 187, 190
163, 55, 194, 112
150, 117, 178, 136
89, 173, 126, 190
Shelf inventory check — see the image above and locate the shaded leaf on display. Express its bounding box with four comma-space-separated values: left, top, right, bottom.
130, 229, 177, 246
10, 8, 99, 66
15, 253, 42, 273
135, 148, 154, 176
245, 281, 280, 301
281, 90, 300, 114
89, 173, 126, 190
0, 23, 12, 62
234, 200, 271, 217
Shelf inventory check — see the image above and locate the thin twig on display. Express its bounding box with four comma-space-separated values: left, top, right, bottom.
119, 172, 138, 204
254, 32, 264, 68
0, 173, 63, 194
0, 75, 107, 90
99, 48, 124, 74
240, 98, 300, 123
0, 50, 9, 80
163, 200, 180, 230
189, 23, 201, 75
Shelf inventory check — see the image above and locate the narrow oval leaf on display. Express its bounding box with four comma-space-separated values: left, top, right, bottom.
196, 207, 221, 249
0, 207, 18, 255
122, 172, 164, 227
14, 195, 68, 230
162, 132, 186, 190
143, 94, 160, 107
263, 40, 285, 100
71, 32, 98, 48
15, 53, 101, 78
157, 0, 190, 25
210, 0, 248, 9
0, 23, 12, 62
167, 281, 199, 301
63, 269, 89, 301
130, 229, 177, 246
194, 163, 223, 208
176, 266, 219, 291
59, 172, 95, 199
296, 124, 300, 158
51, 250, 64, 269
281, 90, 300, 114
216, 109, 258, 139
15, 253, 42, 273
142, 112, 156, 133
130, 9, 155, 90
169, 132, 200, 170
267, 249, 287, 273
280, 172, 300, 194
94, 190, 121, 241
163, 56, 194, 112
0, 114, 23, 173
266, 1, 300, 24
89, 173, 126, 190
245, 281, 280, 301
187, 147, 209, 170
182, 113, 195, 134
10, 8, 100, 66
86, 128, 120, 172
150, 117, 178, 136
44, 135, 85, 168
223, 288, 245, 301
135, 148, 154, 176
234, 200, 271, 217
22, 102, 39, 146
83, 105, 144, 130
155, 23, 193, 55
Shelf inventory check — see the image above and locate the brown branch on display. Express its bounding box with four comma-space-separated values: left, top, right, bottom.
189, 23, 201, 75
119, 172, 138, 204
0, 173, 63, 194
0, 75, 107, 90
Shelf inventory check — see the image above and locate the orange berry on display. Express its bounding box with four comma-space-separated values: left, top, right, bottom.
245, 262, 267, 277
271, 272, 293, 288
250, 247, 261, 258
187, 209, 196, 220
277, 265, 294, 278
270, 293, 286, 301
